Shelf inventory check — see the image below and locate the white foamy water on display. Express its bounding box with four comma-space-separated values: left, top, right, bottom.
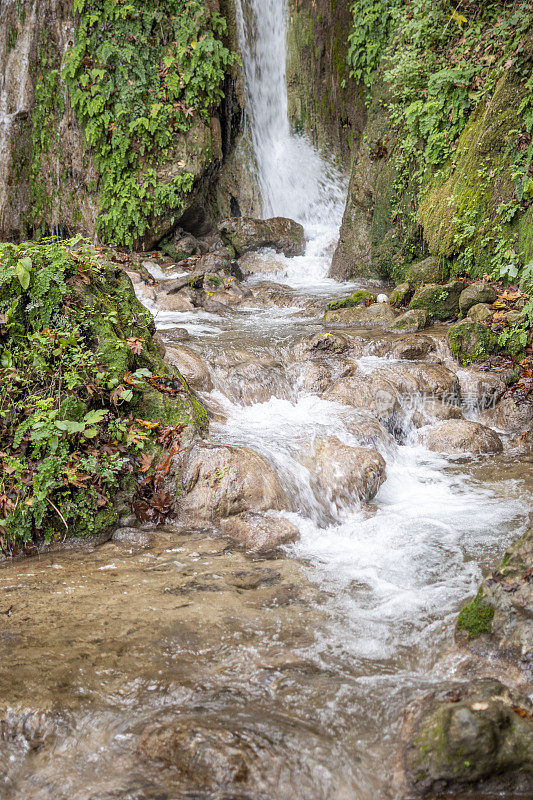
234, 0, 347, 289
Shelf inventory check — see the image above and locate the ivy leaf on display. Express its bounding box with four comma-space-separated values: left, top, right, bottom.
15, 261, 31, 291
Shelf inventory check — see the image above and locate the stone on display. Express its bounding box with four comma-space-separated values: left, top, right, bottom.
342, 411, 395, 448
324, 303, 396, 327
456, 528, 532, 675
221, 513, 300, 553
505, 308, 524, 325
389, 334, 436, 360
389, 308, 428, 333
409, 280, 465, 321
218, 216, 305, 257
158, 291, 196, 312
459, 281, 498, 314
178, 442, 288, 526
293, 331, 356, 360
456, 368, 506, 410
377, 362, 460, 401
325, 373, 401, 421
481, 394, 533, 433
410, 399, 464, 428
448, 320, 498, 365
165, 345, 213, 391
389, 282, 414, 307
401, 679, 533, 797
308, 437, 386, 507
152, 332, 166, 358
405, 257, 449, 288
467, 302, 493, 323
422, 420, 503, 454
326, 289, 377, 311
112, 527, 154, 548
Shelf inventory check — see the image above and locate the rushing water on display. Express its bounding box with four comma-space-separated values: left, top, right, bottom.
0, 1, 531, 798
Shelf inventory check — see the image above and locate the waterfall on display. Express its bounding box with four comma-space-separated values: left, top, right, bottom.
234, 0, 345, 234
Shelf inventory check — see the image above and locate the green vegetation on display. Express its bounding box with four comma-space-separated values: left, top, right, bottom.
448, 320, 498, 364
62, 0, 236, 247
457, 590, 494, 638
0, 238, 200, 553
348, 0, 533, 351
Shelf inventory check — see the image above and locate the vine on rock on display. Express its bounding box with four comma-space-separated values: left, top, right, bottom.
63, 0, 237, 247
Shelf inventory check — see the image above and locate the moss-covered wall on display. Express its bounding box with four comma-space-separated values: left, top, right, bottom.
286, 0, 365, 168
0, 0, 242, 248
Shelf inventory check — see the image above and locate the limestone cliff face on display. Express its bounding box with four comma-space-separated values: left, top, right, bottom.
286, 0, 365, 169
0, 0, 243, 247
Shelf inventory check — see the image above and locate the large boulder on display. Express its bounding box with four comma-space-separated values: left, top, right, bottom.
218, 216, 305, 257
401, 679, 533, 798
422, 420, 503, 454
389, 334, 436, 360
459, 281, 498, 314
409, 281, 465, 321
448, 320, 498, 365
221, 513, 300, 554
178, 443, 288, 526
325, 373, 401, 421
377, 362, 460, 401
326, 289, 377, 311
324, 303, 396, 327
467, 302, 494, 323
308, 437, 386, 507
405, 256, 449, 288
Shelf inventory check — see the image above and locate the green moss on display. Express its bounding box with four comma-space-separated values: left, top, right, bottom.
457, 591, 494, 639
327, 290, 377, 310
409, 282, 462, 321
448, 321, 498, 365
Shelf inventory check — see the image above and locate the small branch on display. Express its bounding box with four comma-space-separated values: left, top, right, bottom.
47, 497, 69, 531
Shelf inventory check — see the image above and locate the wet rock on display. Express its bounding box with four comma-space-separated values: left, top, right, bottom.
165, 345, 213, 391
324, 303, 396, 327
422, 420, 503, 454
459, 281, 498, 314
481, 394, 533, 433
389, 334, 436, 360
178, 442, 288, 525
456, 368, 506, 409
293, 330, 357, 360
377, 362, 460, 401
467, 302, 493, 323
455, 527, 532, 675
342, 410, 395, 448
295, 360, 334, 393
152, 332, 166, 358
112, 528, 154, 548
410, 399, 464, 428
409, 281, 465, 321
401, 679, 533, 798
389, 308, 428, 333
390, 282, 414, 307
221, 513, 300, 553
405, 256, 449, 288
158, 291, 196, 312
163, 327, 191, 343
325, 373, 401, 421
138, 718, 252, 784
162, 229, 206, 261
309, 437, 386, 506
218, 216, 305, 257
448, 320, 498, 365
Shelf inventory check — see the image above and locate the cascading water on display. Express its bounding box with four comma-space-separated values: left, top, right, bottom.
234, 0, 346, 269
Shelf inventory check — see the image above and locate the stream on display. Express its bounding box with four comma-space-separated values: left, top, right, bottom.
0, 1, 532, 799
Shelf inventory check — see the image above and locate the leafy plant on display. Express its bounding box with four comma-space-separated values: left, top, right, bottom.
62, 0, 237, 246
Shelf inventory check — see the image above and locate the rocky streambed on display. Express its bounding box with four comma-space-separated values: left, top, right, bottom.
1, 224, 532, 799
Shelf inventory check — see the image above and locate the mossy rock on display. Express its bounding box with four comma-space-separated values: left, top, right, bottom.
389, 282, 413, 307
457, 590, 494, 639
405, 257, 449, 288
409, 281, 464, 321
467, 303, 493, 323
389, 308, 428, 333
448, 320, 498, 365
327, 289, 377, 311
459, 282, 498, 314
